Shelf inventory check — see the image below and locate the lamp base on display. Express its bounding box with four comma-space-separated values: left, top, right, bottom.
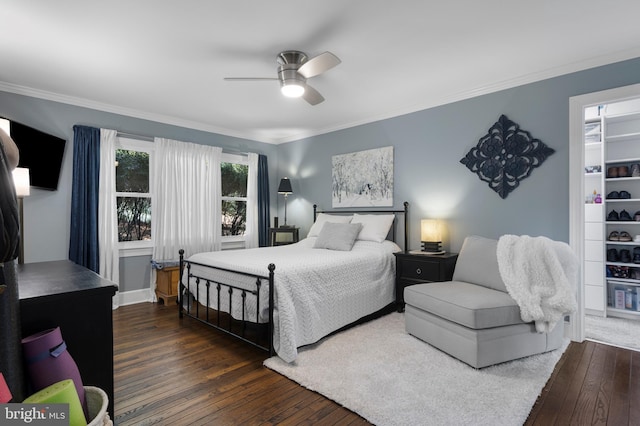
410, 249, 446, 256
421, 241, 442, 253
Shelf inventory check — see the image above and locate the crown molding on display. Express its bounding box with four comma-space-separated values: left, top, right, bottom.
272, 48, 640, 144
2, 47, 640, 146
0, 81, 278, 144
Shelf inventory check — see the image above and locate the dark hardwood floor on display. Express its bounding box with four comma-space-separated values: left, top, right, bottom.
113, 302, 369, 425
114, 303, 639, 425
525, 338, 640, 425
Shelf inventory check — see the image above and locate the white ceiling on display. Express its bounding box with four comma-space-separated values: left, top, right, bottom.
2, 1, 640, 144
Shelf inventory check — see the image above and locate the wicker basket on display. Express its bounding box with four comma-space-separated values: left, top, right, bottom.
85, 386, 112, 426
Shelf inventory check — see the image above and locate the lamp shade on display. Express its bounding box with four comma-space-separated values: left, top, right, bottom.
278, 177, 293, 194
421, 219, 442, 242
12, 167, 30, 197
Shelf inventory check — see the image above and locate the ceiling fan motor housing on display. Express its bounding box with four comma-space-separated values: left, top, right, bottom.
278, 51, 308, 92
277, 50, 308, 66
279, 65, 306, 86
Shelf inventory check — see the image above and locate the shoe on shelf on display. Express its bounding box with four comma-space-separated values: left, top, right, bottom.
618, 267, 631, 277
620, 209, 633, 221
607, 248, 620, 262
607, 210, 620, 221
608, 231, 620, 241
620, 266, 630, 277
632, 163, 640, 177
607, 191, 620, 199
630, 268, 638, 279
608, 167, 619, 178
619, 231, 633, 242
618, 166, 630, 177
620, 190, 632, 199
634, 247, 640, 264
620, 249, 632, 263
634, 211, 640, 221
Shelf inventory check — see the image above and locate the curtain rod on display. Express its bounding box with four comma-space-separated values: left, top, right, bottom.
115, 131, 250, 156
222, 148, 250, 156
116, 131, 154, 142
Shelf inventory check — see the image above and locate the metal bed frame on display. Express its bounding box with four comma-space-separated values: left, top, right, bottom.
178, 201, 408, 356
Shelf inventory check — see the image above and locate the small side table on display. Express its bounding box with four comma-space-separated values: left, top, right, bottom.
156, 266, 180, 305
393, 251, 458, 312
269, 227, 300, 246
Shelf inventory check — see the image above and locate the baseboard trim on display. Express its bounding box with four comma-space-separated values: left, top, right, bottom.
113, 288, 152, 309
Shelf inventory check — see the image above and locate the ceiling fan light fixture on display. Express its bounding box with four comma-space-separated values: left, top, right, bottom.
225, 50, 339, 105
281, 80, 305, 98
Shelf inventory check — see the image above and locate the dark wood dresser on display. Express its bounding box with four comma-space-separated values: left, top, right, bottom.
18, 260, 117, 417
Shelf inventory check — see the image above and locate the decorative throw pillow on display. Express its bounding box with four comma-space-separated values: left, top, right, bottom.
313, 222, 363, 251
351, 214, 395, 243
307, 213, 353, 238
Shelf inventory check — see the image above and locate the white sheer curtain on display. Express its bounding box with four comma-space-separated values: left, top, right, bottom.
151, 137, 222, 297
245, 153, 259, 249
98, 128, 120, 308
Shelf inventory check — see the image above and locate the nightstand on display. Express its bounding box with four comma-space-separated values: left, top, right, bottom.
269, 227, 300, 246
393, 252, 458, 312
156, 266, 180, 305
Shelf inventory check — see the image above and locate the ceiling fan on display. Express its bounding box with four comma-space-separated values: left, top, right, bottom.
224, 50, 341, 105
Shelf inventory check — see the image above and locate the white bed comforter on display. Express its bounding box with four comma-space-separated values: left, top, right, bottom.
184, 237, 400, 362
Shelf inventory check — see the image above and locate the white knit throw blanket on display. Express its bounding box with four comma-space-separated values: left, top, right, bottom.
497, 235, 578, 333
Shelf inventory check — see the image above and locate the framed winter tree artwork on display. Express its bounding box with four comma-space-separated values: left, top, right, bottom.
332, 146, 393, 207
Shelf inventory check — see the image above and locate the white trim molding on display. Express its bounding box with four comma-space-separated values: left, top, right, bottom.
114, 288, 154, 308
4, 46, 640, 144
569, 82, 640, 343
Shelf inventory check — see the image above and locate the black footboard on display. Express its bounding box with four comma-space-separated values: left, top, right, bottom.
178, 249, 276, 356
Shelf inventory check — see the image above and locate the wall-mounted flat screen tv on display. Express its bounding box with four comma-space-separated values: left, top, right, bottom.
0, 117, 67, 191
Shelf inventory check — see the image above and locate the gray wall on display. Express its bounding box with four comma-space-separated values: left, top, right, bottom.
0, 91, 278, 292
276, 57, 640, 253
5, 56, 640, 292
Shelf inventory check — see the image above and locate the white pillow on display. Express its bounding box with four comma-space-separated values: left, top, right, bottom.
313, 222, 363, 251
307, 213, 353, 237
351, 213, 395, 243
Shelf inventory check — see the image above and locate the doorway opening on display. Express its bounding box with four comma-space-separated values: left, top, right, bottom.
570, 83, 640, 351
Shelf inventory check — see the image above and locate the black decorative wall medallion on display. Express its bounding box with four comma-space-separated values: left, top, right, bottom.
460, 114, 555, 199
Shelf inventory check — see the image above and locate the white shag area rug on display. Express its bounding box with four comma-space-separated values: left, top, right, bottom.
585, 314, 640, 351
264, 312, 569, 426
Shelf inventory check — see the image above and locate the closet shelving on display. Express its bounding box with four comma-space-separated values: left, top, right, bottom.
602, 110, 640, 319
584, 108, 605, 316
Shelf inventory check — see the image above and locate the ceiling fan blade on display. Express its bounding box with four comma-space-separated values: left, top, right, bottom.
223, 77, 278, 81
297, 52, 341, 79
302, 83, 324, 105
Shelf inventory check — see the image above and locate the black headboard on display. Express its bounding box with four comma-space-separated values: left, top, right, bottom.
313, 201, 409, 252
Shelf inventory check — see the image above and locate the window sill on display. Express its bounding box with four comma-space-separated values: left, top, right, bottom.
222, 239, 246, 250
119, 247, 153, 258
118, 241, 246, 257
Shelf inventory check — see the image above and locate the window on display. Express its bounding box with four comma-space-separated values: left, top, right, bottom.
116, 138, 153, 249
221, 153, 248, 239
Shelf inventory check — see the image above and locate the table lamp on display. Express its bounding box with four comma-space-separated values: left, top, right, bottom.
421, 219, 444, 254
12, 167, 30, 264
278, 177, 293, 227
